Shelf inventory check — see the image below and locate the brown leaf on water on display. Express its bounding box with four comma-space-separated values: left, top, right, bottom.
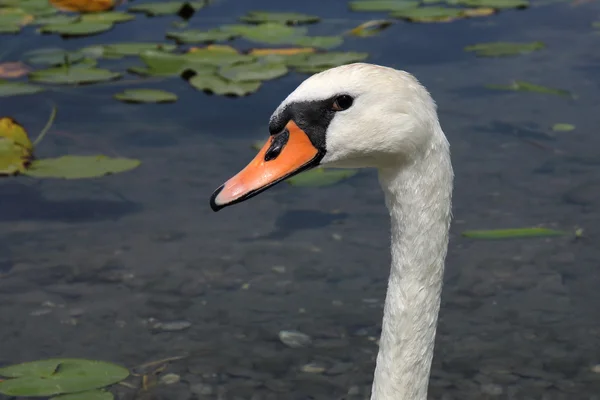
460, 7, 496, 16
348, 19, 394, 37
0, 62, 31, 79
188, 44, 239, 54
49, 0, 115, 12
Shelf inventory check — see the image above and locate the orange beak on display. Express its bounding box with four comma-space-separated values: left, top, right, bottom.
210, 121, 323, 211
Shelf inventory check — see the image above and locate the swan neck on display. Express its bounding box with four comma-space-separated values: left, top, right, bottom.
371, 146, 453, 400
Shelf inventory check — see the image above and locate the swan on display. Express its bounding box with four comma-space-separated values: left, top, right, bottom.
210, 63, 453, 400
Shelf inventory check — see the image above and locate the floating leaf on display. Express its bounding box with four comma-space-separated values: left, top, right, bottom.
218, 60, 288, 82
33, 14, 78, 25
24, 156, 140, 179
40, 21, 114, 36
80, 11, 135, 23
249, 47, 315, 56
114, 88, 177, 103
286, 52, 369, 71
188, 72, 261, 96
29, 67, 121, 85
460, 7, 496, 16
0, 62, 31, 78
348, 0, 420, 11
0, 7, 34, 27
461, 227, 567, 239
239, 11, 320, 25
485, 81, 572, 97
0, 25, 21, 34
390, 6, 463, 22
0, 117, 33, 175
221, 23, 307, 45
0, 81, 45, 97
0, 359, 129, 396
552, 123, 575, 132
0, 117, 33, 153
98, 42, 177, 57
290, 36, 344, 49
593, 21, 600, 29
128, 1, 205, 16
49, 0, 115, 12
51, 390, 114, 400
24, 48, 85, 66
348, 19, 394, 37
464, 41, 544, 57
286, 168, 358, 187
449, 0, 528, 8
166, 29, 238, 44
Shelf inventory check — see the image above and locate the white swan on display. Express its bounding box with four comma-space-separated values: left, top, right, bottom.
210, 63, 453, 400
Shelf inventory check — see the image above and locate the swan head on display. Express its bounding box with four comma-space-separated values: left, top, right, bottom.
210, 62, 444, 211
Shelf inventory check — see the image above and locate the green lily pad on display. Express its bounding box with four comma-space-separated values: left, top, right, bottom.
128, 1, 205, 16
80, 11, 135, 24
286, 168, 358, 187
29, 67, 122, 85
114, 88, 178, 103
51, 390, 114, 400
183, 47, 254, 66
449, 0, 528, 8
348, 0, 420, 12
137, 49, 252, 77
99, 42, 177, 57
33, 14, 78, 25
218, 60, 288, 82
24, 48, 84, 66
593, 21, 600, 29
552, 123, 575, 132
166, 29, 238, 43
40, 21, 114, 37
0, 81, 45, 97
0, 25, 21, 33
485, 81, 572, 97
24, 155, 141, 179
239, 11, 320, 25
222, 23, 307, 45
461, 227, 567, 239
464, 41, 545, 57
0, 358, 129, 396
390, 6, 463, 21
286, 52, 369, 70
188, 72, 261, 96
290, 36, 344, 49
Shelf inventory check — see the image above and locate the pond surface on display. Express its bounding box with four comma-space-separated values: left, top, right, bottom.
1, 0, 600, 399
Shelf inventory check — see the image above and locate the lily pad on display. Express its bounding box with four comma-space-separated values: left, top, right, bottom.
0, 116, 33, 152
29, 67, 121, 85
33, 14, 78, 25
286, 52, 369, 70
290, 36, 344, 49
80, 11, 135, 24
461, 227, 567, 239
286, 168, 358, 187
0, 25, 21, 33
464, 41, 544, 57
239, 11, 320, 25
485, 81, 572, 97
40, 21, 114, 36
24, 48, 85, 66
552, 123, 575, 132
166, 29, 238, 44
99, 42, 177, 57
218, 60, 288, 82
0, 358, 129, 395
348, 0, 420, 12
114, 88, 178, 103
128, 1, 205, 16
24, 155, 141, 179
188, 73, 261, 96
0, 81, 45, 97
390, 6, 463, 22
222, 23, 307, 45
348, 19, 394, 37
51, 390, 114, 400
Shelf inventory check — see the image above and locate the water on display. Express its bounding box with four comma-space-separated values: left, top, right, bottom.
1, 0, 600, 399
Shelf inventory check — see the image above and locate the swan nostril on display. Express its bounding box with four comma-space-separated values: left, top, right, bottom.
264, 129, 290, 161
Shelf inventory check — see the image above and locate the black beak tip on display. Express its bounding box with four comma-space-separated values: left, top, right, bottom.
209, 185, 225, 212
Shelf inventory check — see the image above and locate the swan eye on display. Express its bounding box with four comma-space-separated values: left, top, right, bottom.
332, 95, 353, 111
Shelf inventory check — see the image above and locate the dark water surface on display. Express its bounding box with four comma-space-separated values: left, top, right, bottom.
1, 0, 600, 399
